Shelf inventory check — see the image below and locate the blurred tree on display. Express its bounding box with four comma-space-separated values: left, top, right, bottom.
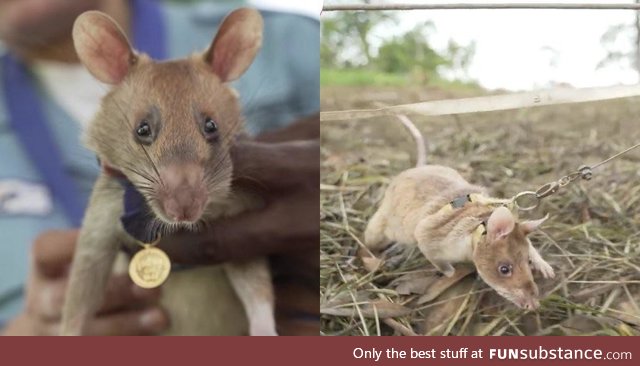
321, 1, 476, 86
598, 0, 640, 77
321, 18, 342, 67
443, 39, 476, 80
321, 0, 397, 67
375, 22, 445, 76
374, 23, 476, 84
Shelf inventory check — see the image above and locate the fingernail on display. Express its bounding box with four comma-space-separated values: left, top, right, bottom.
139, 308, 166, 330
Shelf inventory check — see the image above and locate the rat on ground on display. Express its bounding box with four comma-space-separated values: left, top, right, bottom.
364, 118, 555, 310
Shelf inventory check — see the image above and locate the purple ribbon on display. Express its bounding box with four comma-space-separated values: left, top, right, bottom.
1, 0, 166, 229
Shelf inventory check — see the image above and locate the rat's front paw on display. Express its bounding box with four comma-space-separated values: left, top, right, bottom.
532, 259, 555, 279
441, 268, 455, 278
249, 325, 278, 336
434, 262, 455, 278
60, 328, 82, 336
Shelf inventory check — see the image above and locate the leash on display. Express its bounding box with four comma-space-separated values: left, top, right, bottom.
511, 141, 640, 211
320, 85, 640, 122
432, 142, 639, 250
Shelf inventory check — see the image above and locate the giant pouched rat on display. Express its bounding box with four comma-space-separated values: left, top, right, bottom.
60, 8, 277, 335
364, 120, 555, 310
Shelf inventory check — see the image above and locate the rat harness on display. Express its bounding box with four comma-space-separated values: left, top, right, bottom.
435, 193, 512, 248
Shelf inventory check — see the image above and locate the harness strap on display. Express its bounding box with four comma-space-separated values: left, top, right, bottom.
436, 193, 504, 250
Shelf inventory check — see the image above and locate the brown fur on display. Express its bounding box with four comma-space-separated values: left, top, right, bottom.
86, 57, 239, 222
365, 165, 555, 310
61, 8, 276, 335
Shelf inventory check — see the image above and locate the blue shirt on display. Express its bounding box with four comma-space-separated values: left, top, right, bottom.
0, 1, 319, 323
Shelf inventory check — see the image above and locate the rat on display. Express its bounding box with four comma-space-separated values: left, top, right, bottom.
60, 8, 276, 336
363, 120, 555, 310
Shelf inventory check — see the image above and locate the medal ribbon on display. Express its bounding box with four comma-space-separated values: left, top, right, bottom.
1, 0, 166, 226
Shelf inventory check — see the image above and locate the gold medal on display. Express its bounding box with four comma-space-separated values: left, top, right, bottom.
129, 241, 171, 289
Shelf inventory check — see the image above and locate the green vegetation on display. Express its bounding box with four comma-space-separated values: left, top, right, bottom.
322, 12, 477, 89
375, 23, 447, 75
321, 68, 481, 92
321, 68, 407, 86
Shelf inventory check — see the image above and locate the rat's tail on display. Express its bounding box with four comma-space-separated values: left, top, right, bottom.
373, 102, 427, 167
394, 113, 427, 167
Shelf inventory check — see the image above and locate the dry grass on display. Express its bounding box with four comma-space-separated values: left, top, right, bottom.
320, 85, 640, 336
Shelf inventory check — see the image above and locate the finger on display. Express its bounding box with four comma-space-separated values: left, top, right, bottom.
28, 273, 160, 322
26, 276, 67, 321
98, 274, 162, 314
2, 0, 97, 36
161, 191, 319, 264
231, 140, 319, 189
31, 230, 79, 278
270, 248, 320, 284
84, 307, 169, 336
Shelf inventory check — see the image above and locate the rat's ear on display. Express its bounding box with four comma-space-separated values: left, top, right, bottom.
520, 213, 549, 235
203, 8, 263, 82
486, 206, 516, 241
73, 11, 136, 85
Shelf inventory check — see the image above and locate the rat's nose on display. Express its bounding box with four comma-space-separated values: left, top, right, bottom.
158, 163, 207, 222
521, 298, 540, 310
162, 189, 207, 222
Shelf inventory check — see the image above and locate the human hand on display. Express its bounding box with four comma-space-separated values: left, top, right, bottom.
160, 139, 319, 263
1, 230, 169, 336
0, 0, 98, 45
160, 115, 319, 264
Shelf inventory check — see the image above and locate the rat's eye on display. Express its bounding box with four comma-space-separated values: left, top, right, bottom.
204, 117, 218, 133
135, 120, 153, 144
498, 264, 513, 277
137, 122, 151, 136
203, 117, 219, 140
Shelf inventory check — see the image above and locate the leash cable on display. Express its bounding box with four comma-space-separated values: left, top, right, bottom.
512, 141, 640, 211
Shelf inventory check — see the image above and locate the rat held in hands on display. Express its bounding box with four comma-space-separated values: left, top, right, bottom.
364, 145, 555, 311
60, 8, 276, 336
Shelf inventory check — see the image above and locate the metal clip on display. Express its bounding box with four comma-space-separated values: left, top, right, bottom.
535, 182, 559, 198
558, 172, 579, 187
512, 191, 540, 211
578, 165, 593, 181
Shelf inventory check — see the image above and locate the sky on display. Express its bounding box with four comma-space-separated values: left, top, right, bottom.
327, 0, 640, 91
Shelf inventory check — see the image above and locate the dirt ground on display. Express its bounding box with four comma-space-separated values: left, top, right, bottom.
320, 85, 640, 336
